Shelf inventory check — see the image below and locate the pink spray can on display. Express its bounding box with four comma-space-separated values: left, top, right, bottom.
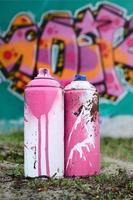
24, 68, 64, 177
64, 75, 100, 177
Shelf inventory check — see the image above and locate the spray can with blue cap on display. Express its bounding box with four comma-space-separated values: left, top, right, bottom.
64, 74, 100, 177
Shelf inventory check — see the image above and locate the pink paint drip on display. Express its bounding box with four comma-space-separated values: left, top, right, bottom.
38, 117, 41, 176
26, 88, 57, 176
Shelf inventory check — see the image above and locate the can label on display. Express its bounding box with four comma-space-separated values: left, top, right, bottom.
24, 87, 64, 177
65, 89, 100, 176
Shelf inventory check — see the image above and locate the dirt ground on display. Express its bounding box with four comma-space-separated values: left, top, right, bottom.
0, 134, 133, 200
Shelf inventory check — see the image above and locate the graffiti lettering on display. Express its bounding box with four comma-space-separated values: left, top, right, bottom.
0, 3, 133, 100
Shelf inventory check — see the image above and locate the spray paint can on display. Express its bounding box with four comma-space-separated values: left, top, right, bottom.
24, 68, 64, 178
64, 75, 100, 177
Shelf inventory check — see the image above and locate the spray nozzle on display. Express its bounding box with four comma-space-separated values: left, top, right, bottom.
37, 68, 52, 78
74, 74, 86, 81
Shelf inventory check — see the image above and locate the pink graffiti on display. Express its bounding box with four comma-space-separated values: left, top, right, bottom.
0, 3, 133, 100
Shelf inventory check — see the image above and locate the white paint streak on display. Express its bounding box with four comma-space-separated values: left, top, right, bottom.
68, 91, 96, 144
65, 80, 96, 91
89, 161, 93, 167
40, 114, 46, 176
66, 137, 94, 169
68, 106, 84, 144
66, 91, 96, 169
24, 112, 38, 177
48, 90, 64, 178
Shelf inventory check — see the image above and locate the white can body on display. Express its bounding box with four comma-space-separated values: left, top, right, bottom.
24, 69, 64, 178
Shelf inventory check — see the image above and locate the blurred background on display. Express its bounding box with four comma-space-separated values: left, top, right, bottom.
0, 0, 133, 137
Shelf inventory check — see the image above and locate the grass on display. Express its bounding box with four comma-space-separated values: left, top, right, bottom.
101, 137, 133, 162
0, 131, 23, 144
6, 164, 24, 177
3, 169, 133, 200
101, 159, 112, 169
0, 132, 133, 163
26, 170, 132, 198
0, 132, 133, 199
0, 132, 23, 164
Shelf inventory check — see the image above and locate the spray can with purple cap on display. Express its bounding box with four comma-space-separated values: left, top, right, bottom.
24, 68, 64, 178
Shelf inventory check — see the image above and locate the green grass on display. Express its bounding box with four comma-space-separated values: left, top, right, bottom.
0, 131, 23, 144
0, 132, 23, 164
6, 164, 24, 177
101, 137, 133, 162
101, 159, 112, 169
0, 132, 133, 163
0, 132, 133, 199
9, 169, 133, 200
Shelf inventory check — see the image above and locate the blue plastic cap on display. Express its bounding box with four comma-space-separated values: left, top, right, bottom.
74, 74, 86, 81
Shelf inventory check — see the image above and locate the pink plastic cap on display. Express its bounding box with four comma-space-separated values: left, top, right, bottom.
26, 67, 61, 88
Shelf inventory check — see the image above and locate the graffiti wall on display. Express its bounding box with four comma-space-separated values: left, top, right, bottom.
0, 1, 133, 136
